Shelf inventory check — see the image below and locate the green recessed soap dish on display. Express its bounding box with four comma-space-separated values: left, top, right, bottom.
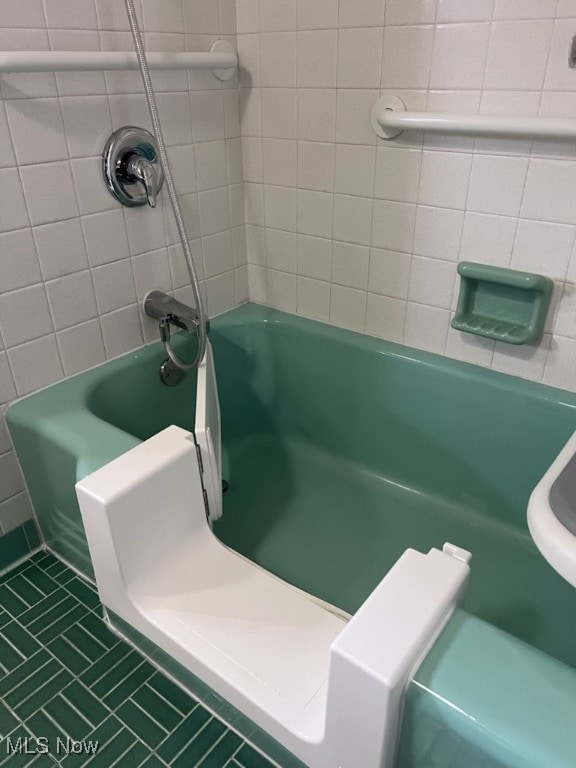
451, 262, 553, 345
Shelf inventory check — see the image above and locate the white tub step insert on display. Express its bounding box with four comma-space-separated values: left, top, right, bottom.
77, 424, 471, 768
134, 543, 346, 725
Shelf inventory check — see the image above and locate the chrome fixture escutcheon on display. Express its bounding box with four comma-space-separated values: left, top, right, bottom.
103, 126, 164, 208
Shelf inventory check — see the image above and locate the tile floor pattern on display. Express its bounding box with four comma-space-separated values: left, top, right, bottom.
0, 551, 277, 768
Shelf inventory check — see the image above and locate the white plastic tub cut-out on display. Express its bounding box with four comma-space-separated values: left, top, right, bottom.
77, 421, 471, 768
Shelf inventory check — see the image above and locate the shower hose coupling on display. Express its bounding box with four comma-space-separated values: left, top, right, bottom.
144, 290, 208, 374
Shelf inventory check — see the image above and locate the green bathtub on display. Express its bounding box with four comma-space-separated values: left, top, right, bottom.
8, 303, 576, 767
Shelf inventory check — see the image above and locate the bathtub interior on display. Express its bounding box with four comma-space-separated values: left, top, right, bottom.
210, 305, 576, 670
78, 303, 576, 670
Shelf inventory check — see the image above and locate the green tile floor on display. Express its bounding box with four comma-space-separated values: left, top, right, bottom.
0, 551, 277, 768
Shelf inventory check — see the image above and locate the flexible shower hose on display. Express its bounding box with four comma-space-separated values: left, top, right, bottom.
124, 0, 207, 371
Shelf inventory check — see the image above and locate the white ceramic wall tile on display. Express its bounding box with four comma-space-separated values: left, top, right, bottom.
230, 185, 245, 228
430, 23, 490, 90
0, 354, 17, 406
365, 293, 406, 344
333, 195, 372, 245
5, 99, 68, 166
195, 141, 229, 191
0, 230, 43, 292
0, 106, 16, 169
408, 256, 456, 309
235, 265, 249, 304
0, 0, 46, 28
247, 264, 267, 301
335, 89, 379, 145
544, 18, 576, 91
82, 209, 130, 267
404, 303, 450, 354
20, 162, 79, 226
132, 248, 172, 295
46, 270, 98, 330
334, 145, 376, 198
0, 169, 30, 233
91, 259, 136, 314
331, 242, 369, 290
337, 28, 383, 89
484, 20, 554, 90
459, 212, 516, 268
142, 0, 184, 33
436, 0, 494, 23
259, 0, 296, 32
71, 157, 116, 216
298, 235, 332, 280
381, 25, 435, 90
43, 0, 98, 29
297, 0, 338, 31
297, 190, 333, 239
237, 34, 261, 89
266, 229, 297, 272
297, 142, 335, 192
297, 30, 337, 88
262, 139, 297, 187
554, 284, 576, 340
445, 328, 495, 367
202, 231, 235, 278
0, 492, 33, 534
492, 335, 551, 382
0, 452, 25, 501
374, 147, 421, 203
227, 140, 243, 185
8, 335, 64, 397
330, 285, 366, 332
100, 304, 144, 359
522, 159, 576, 226
385, 0, 436, 26
261, 89, 297, 139
297, 90, 336, 143
199, 187, 232, 235
494, 0, 557, 20
34, 218, 89, 280
57, 319, 106, 376
241, 138, 263, 183
260, 33, 297, 88
296, 277, 330, 322
467, 154, 529, 217
413, 206, 464, 262
371, 200, 416, 253
244, 183, 265, 226
511, 220, 575, 280
266, 270, 297, 312
264, 185, 297, 231
60, 96, 113, 159
368, 248, 411, 299
190, 91, 226, 143
418, 151, 472, 210
340, 0, 385, 27
0, 284, 54, 347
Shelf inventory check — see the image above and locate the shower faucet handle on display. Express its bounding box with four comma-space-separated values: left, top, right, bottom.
125, 154, 158, 208
103, 126, 165, 208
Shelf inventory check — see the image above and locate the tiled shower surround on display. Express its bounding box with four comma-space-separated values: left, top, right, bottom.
238, 0, 576, 389
0, 0, 246, 541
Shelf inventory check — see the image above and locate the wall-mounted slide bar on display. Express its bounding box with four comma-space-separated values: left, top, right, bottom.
0, 41, 237, 80
372, 95, 576, 141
